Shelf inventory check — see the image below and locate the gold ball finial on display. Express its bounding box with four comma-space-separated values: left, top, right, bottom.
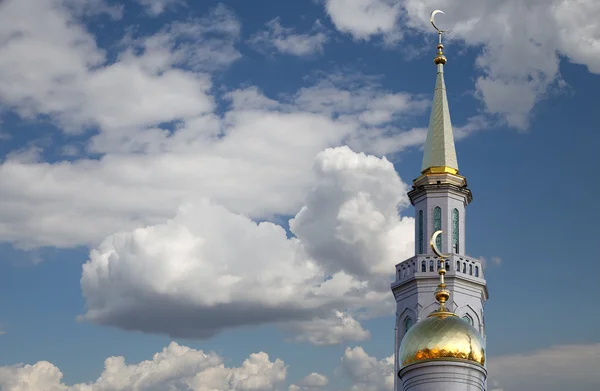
434, 55, 447, 65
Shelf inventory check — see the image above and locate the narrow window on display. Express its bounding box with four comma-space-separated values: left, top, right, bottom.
433, 206, 442, 251
456, 261, 460, 271
445, 260, 450, 271
404, 317, 413, 333
452, 208, 459, 253
462, 315, 473, 325
421, 261, 426, 272
429, 260, 434, 272
418, 210, 424, 254
469, 264, 473, 275
462, 263, 466, 273
475, 266, 479, 277
437, 260, 441, 270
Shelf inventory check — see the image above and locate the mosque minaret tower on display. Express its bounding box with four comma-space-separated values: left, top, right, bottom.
391, 10, 489, 391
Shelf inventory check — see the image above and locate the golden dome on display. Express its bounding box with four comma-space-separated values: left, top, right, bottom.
398, 312, 486, 368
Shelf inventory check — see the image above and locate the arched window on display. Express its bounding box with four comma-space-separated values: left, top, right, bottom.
429, 260, 434, 272
421, 261, 426, 272
437, 260, 441, 270
462, 315, 473, 325
469, 264, 473, 275
418, 210, 424, 254
452, 208, 459, 253
445, 260, 450, 271
433, 206, 442, 251
456, 261, 460, 271
462, 263, 466, 273
404, 317, 413, 333
475, 266, 479, 277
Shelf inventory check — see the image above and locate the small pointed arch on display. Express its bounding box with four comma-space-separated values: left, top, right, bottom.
421, 260, 426, 272
462, 314, 474, 325
429, 260, 434, 272
445, 260, 450, 270
404, 317, 413, 333
469, 264, 473, 275
452, 208, 459, 253
456, 261, 460, 271
475, 265, 480, 277
462, 263, 466, 273
433, 206, 442, 251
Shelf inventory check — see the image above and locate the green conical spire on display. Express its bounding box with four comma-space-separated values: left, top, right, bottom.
421, 38, 459, 174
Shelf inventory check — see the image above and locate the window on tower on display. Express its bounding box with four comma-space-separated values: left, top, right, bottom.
452, 208, 459, 253
475, 266, 479, 277
404, 317, 413, 333
445, 260, 450, 270
429, 260, 434, 272
418, 210, 424, 254
433, 206, 442, 251
469, 264, 473, 275
421, 261, 426, 272
456, 261, 460, 271
463, 263, 466, 273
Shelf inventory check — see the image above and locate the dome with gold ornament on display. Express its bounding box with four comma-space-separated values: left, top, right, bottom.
398, 309, 486, 368
398, 230, 486, 369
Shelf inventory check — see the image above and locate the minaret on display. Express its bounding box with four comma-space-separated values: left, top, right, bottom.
391, 10, 488, 391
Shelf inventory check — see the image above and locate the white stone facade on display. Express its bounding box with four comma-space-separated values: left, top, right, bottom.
399, 361, 487, 391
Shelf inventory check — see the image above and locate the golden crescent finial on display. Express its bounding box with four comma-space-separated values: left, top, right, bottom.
430, 10, 448, 33
430, 230, 451, 259
430, 10, 448, 65
429, 230, 453, 316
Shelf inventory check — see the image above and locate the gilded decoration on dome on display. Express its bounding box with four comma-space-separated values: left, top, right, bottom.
398, 314, 486, 367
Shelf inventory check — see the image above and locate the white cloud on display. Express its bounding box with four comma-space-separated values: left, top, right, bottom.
403, 0, 600, 128
299, 373, 328, 387
289, 372, 329, 391
0, 342, 287, 391
487, 343, 600, 391
78, 147, 411, 340
135, 0, 183, 16
248, 18, 329, 56
0, 1, 238, 135
0, 69, 430, 250
286, 311, 370, 346
338, 346, 394, 391
324, 0, 402, 42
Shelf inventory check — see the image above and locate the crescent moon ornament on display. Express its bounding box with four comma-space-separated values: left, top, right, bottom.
430, 230, 451, 259
430, 9, 448, 33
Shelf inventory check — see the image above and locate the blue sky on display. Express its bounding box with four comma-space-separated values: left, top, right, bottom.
0, 1, 599, 391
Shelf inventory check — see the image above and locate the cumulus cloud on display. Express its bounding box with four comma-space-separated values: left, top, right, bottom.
324, 0, 403, 42
0, 0, 238, 135
338, 346, 394, 391
78, 146, 412, 341
0, 68, 432, 250
286, 311, 370, 346
249, 18, 329, 56
0, 342, 287, 391
289, 372, 329, 391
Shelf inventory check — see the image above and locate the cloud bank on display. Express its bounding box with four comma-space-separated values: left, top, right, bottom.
79, 146, 413, 342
